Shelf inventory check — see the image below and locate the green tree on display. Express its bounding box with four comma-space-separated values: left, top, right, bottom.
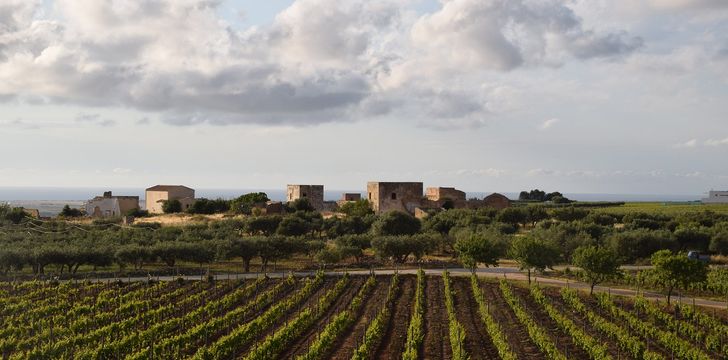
371, 235, 436, 263
229, 237, 262, 273
245, 215, 282, 236
276, 215, 311, 236
230, 192, 270, 214
334, 234, 372, 263
370, 211, 421, 236
162, 199, 182, 214
572, 245, 621, 294
550, 207, 589, 222
674, 226, 711, 251
338, 199, 374, 217
496, 207, 527, 228
508, 236, 560, 284
4, 207, 27, 224
60, 204, 83, 218
647, 249, 707, 304
187, 198, 230, 214
287, 198, 315, 212
710, 231, 728, 255
526, 206, 548, 227
454, 231, 503, 271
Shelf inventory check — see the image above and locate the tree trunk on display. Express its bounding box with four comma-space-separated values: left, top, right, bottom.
243, 258, 251, 273
527, 269, 531, 284
667, 286, 674, 305
590, 282, 595, 295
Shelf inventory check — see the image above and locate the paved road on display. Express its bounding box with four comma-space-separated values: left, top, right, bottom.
91, 266, 727, 309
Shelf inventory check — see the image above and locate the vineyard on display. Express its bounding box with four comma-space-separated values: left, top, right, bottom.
2, 271, 728, 360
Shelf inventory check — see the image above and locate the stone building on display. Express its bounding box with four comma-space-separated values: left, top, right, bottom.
367, 182, 423, 214
341, 193, 362, 202
337, 193, 362, 207
86, 191, 140, 218
425, 187, 467, 208
286, 184, 324, 211
145, 185, 195, 214
483, 193, 511, 210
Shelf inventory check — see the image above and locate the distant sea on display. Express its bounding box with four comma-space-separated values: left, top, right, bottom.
0, 187, 703, 218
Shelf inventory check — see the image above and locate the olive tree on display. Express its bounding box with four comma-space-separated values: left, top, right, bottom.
572, 245, 621, 294
647, 250, 707, 304
508, 236, 560, 284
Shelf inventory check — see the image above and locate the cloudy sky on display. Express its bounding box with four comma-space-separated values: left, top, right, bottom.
0, 0, 726, 195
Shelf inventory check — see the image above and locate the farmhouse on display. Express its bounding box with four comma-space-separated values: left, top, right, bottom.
85, 191, 139, 218
287, 184, 325, 211
145, 185, 195, 214
703, 190, 728, 204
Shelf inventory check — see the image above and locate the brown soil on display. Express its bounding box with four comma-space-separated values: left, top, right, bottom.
228, 277, 334, 357
276, 276, 367, 359
511, 285, 590, 359
423, 275, 452, 360
374, 274, 416, 359
328, 276, 392, 360
450, 277, 500, 360
479, 280, 543, 359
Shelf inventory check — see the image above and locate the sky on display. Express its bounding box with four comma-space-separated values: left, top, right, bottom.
0, 0, 727, 196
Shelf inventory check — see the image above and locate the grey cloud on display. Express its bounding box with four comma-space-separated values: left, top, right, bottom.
570, 32, 644, 60
412, 0, 643, 70
649, 0, 728, 10
75, 113, 116, 127
0, 0, 643, 130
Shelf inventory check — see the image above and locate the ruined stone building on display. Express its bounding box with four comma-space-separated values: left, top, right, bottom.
287, 184, 324, 211
367, 182, 424, 214
425, 187, 467, 208
145, 185, 195, 214
86, 191, 139, 218
337, 193, 362, 207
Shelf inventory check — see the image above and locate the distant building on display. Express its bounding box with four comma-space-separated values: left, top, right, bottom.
341, 193, 362, 202
86, 191, 140, 218
482, 193, 511, 210
425, 187, 467, 208
367, 182, 423, 214
337, 193, 362, 207
145, 185, 195, 214
703, 190, 728, 204
287, 185, 324, 211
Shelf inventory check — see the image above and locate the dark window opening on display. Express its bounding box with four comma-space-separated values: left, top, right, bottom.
302, 193, 307, 197
368, 193, 372, 200
391, 193, 397, 200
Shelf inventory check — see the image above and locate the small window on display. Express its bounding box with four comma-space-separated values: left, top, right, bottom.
391, 193, 397, 200
303, 193, 307, 197
368, 193, 372, 200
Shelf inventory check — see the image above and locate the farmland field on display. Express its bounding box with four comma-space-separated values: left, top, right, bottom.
1, 271, 728, 359
592, 202, 728, 215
